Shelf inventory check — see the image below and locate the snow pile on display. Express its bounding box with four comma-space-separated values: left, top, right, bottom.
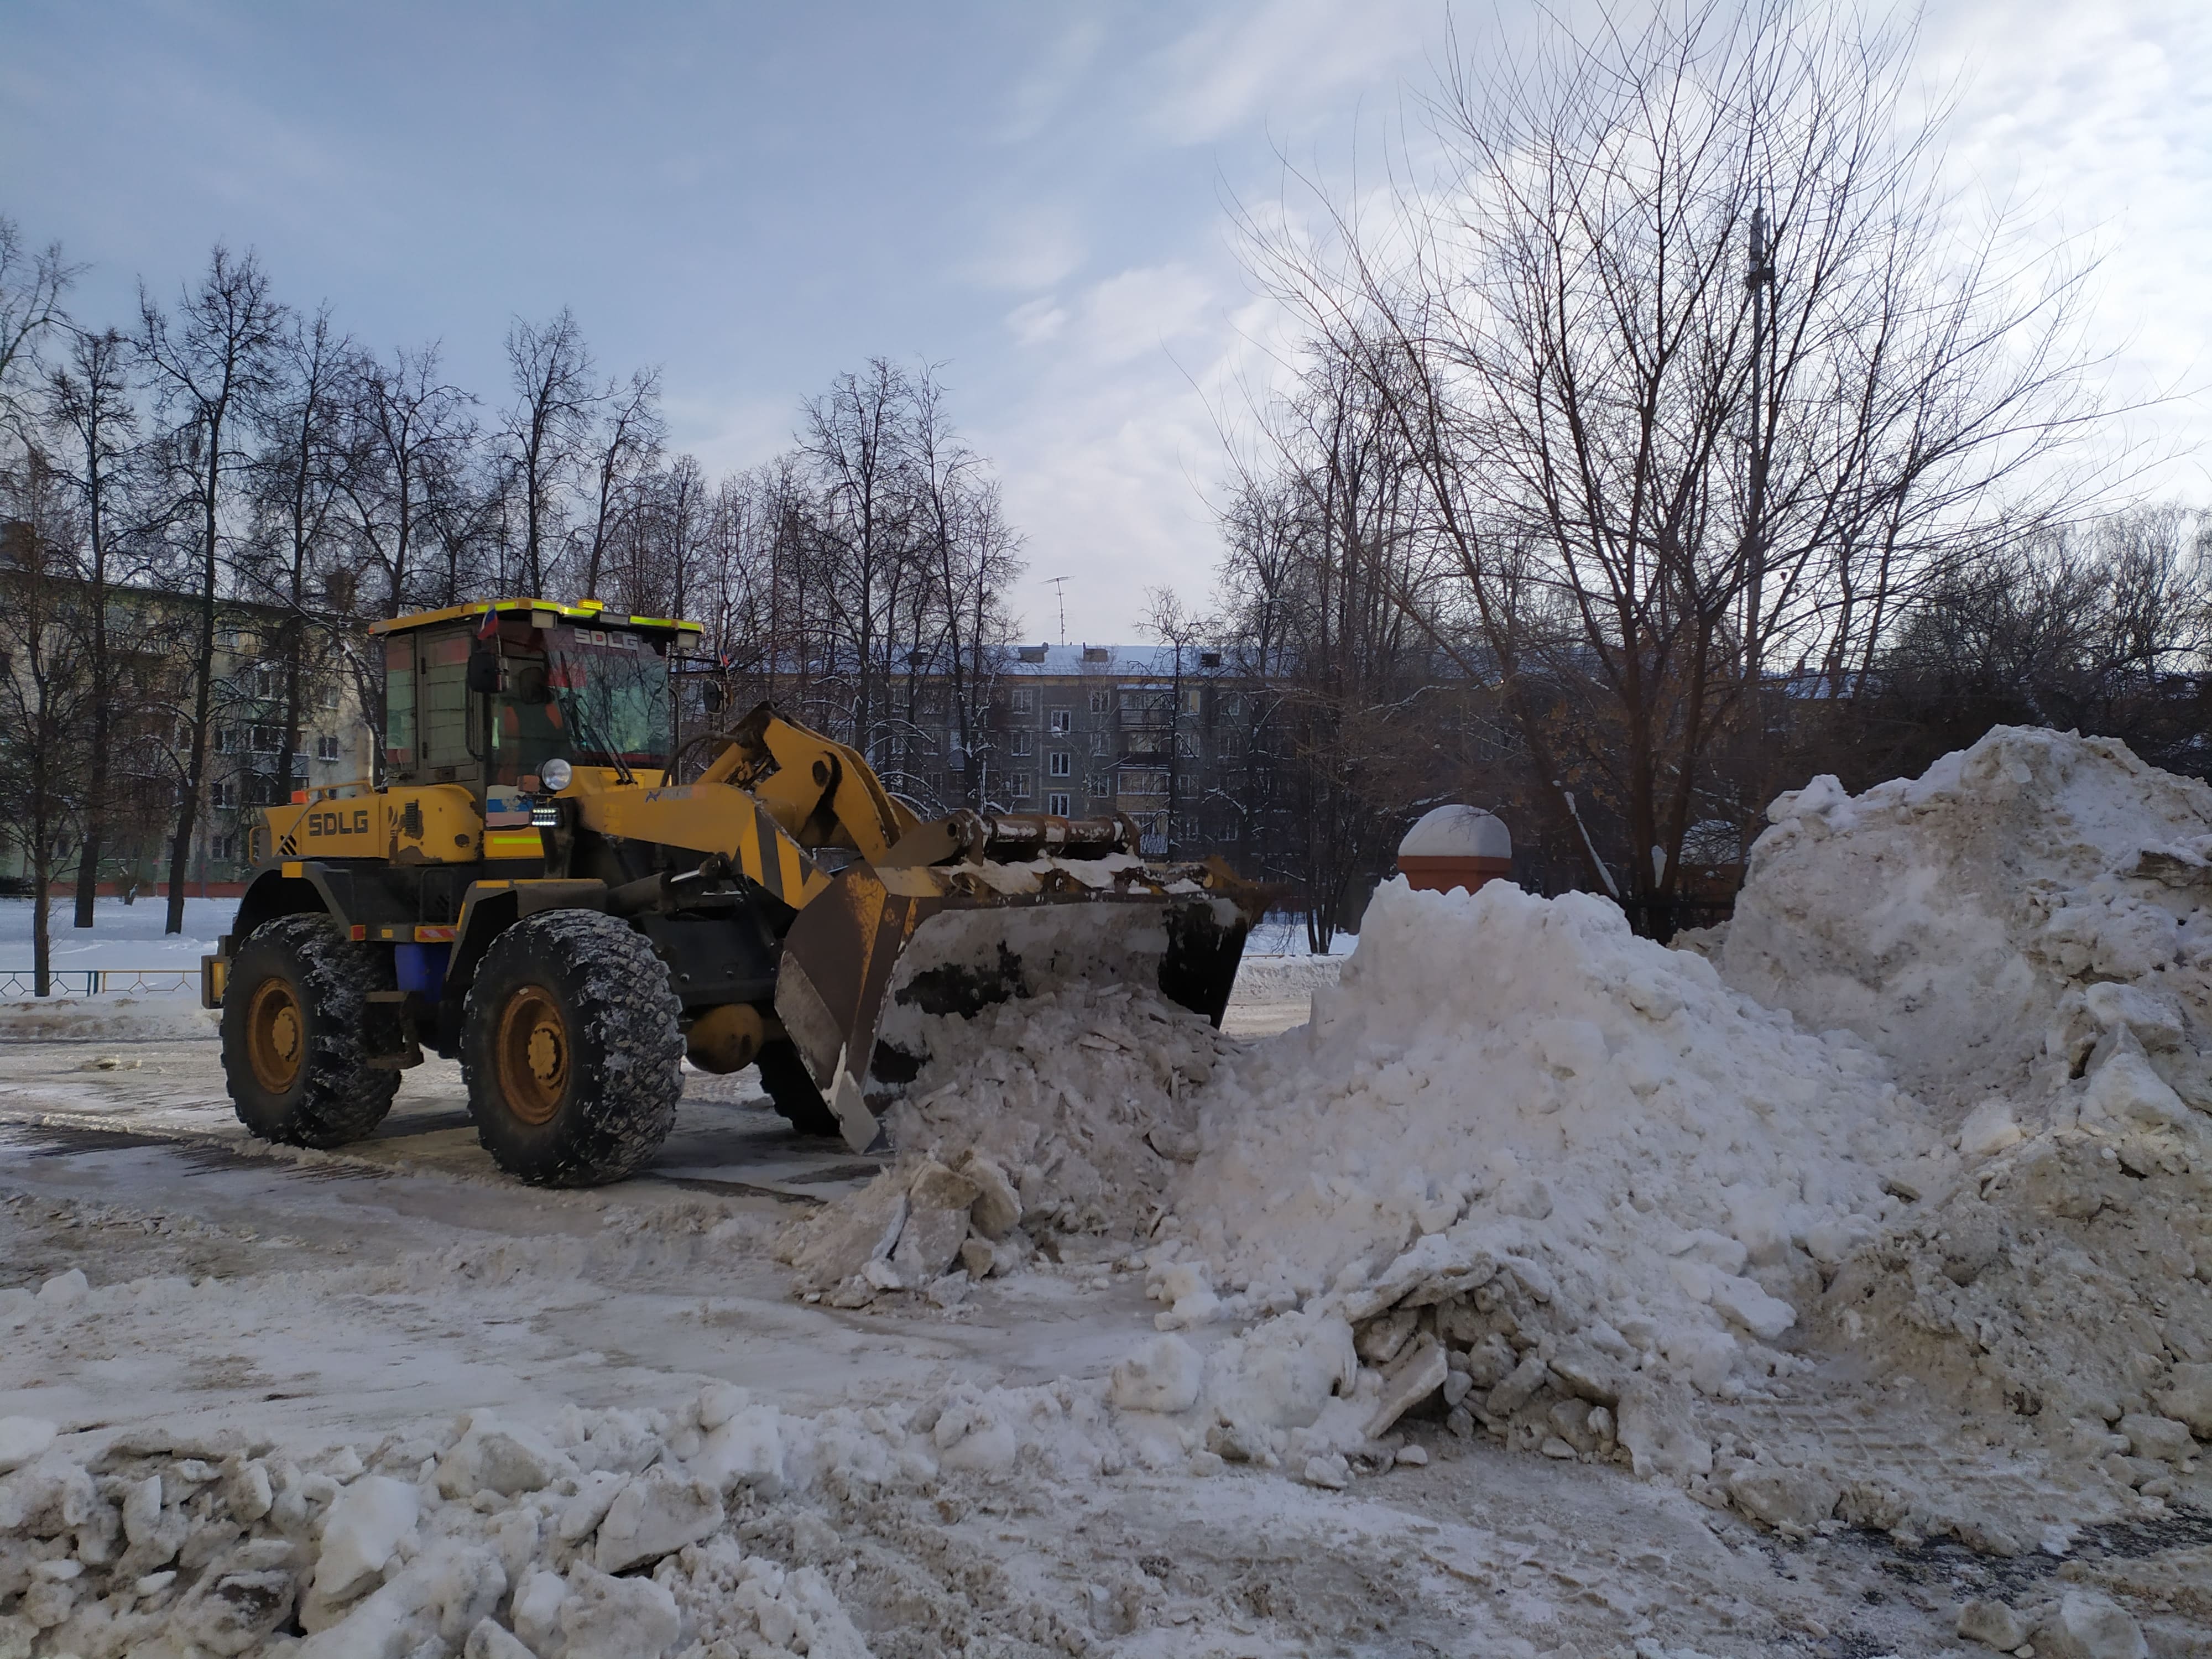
1723, 726, 2212, 1108
1144, 880, 1927, 1477
781, 983, 1226, 1305
887, 982, 1223, 1232
0, 1370, 1124, 1657
1708, 728, 2212, 1502
1819, 1113, 2212, 1496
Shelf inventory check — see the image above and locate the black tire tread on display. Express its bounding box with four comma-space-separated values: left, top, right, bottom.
461, 909, 685, 1186
755, 1041, 839, 1137
221, 913, 400, 1148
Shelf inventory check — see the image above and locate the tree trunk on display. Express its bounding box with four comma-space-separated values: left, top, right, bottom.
72, 478, 110, 929
169, 437, 221, 936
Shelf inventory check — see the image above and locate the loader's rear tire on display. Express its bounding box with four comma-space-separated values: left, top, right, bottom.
755, 1041, 839, 1138
462, 909, 684, 1186
222, 914, 400, 1147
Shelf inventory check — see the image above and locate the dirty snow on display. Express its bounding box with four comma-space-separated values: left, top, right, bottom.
8, 729, 2212, 1656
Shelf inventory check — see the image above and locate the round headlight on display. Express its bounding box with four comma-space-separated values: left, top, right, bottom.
539, 758, 574, 792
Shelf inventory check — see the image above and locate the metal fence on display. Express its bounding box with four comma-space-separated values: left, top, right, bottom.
0, 968, 197, 999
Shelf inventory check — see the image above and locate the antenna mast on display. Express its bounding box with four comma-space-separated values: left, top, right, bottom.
1048, 576, 1068, 645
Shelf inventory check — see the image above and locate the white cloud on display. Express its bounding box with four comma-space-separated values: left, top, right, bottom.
1924, 0, 2212, 497
1146, 0, 1430, 146
1005, 296, 1068, 345
999, 14, 1109, 145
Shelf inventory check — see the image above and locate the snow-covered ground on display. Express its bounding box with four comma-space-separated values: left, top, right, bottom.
0, 899, 228, 1040
0, 896, 232, 968
4, 735, 2210, 1658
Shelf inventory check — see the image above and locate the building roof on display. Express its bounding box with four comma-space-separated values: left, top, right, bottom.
997, 644, 1230, 679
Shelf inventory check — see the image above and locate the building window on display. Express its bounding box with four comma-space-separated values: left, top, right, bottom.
1176, 732, 1198, 759
1010, 773, 1032, 800
211, 779, 237, 809
1084, 773, 1113, 797
1011, 688, 1036, 714
1011, 729, 1032, 756
1048, 708, 1071, 734
1219, 733, 1244, 759
250, 724, 283, 754
1219, 818, 1239, 842
1180, 686, 1202, 715
1048, 750, 1071, 778
1119, 770, 1168, 798
1222, 693, 1246, 721
315, 733, 341, 762
1173, 815, 1201, 841
216, 726, 239, 754
1089, 731, 1107, 755
1046, 791, 1070, 816
213, 833, 238, 862
1088, 690, 1109, 713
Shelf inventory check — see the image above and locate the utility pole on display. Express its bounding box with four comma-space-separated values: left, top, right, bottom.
1048, 576, 1068, 646
1742, 197, 1776, 687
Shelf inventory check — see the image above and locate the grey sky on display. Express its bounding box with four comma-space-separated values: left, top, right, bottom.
6, 1, 2205, 638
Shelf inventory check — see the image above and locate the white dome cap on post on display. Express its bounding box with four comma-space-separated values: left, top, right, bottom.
1397, 805, 1513, 894
1399, 805, 1511, 861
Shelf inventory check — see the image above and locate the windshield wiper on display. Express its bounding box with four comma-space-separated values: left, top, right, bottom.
562, 698, 635, 785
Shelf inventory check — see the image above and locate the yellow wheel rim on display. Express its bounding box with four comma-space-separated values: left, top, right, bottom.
495, 985, 569, 1125
245, 977, 305, 1094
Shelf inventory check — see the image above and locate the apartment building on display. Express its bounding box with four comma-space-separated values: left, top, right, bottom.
977, 644, 1253, 855
0, 564, 373, 894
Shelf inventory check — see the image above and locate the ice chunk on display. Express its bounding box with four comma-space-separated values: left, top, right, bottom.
1109, 1335, 1203, 1414
311, 1475, 419, 1602
560, 1563, 681, 1659
435, 1412, 573, 1499
1957, 1098, 2024, 1159
0, 1416, 56, 1474
593, 1466, 723, 1572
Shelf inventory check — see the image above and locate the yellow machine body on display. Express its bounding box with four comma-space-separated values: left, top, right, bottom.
210, 597, 1264, 1166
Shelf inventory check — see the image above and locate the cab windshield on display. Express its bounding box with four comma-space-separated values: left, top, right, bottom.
493, 623, 671, 782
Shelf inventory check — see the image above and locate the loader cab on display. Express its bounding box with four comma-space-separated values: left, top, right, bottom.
373, 601, 692, 792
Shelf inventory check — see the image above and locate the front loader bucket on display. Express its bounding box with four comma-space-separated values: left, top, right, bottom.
774, 853, 1262, 1152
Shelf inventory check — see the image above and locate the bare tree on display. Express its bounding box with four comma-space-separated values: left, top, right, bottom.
345, 342, 475, 618
1241, 0, 2112, 933
909, 369, 1022, 808
503, 310, 597, 596
580, 366, 665, 599
137, 245, 285, 935
802, 359, 918, 763
0, 451, 93, 993
1214, 344, 1450, 946
44, 326, 142, 926
0, 217, 79, 413
245, 304, 355, 805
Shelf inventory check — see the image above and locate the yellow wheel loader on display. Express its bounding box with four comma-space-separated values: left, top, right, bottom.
202, 598, 1264, 1186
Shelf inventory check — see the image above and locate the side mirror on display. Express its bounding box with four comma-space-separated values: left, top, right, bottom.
466, 647, 500, 694
702, 682, 726, 713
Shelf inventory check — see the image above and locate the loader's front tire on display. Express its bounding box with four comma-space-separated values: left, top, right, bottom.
754, 1041, 841, 1138
222, 914, 400, 1147
462, 909, 684, 1186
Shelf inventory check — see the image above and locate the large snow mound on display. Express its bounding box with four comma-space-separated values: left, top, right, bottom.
1142, 880, 1929, 1472
1723, 725, 2212, 1106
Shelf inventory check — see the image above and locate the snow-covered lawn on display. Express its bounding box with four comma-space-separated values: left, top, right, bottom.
0, 895, 232, 968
